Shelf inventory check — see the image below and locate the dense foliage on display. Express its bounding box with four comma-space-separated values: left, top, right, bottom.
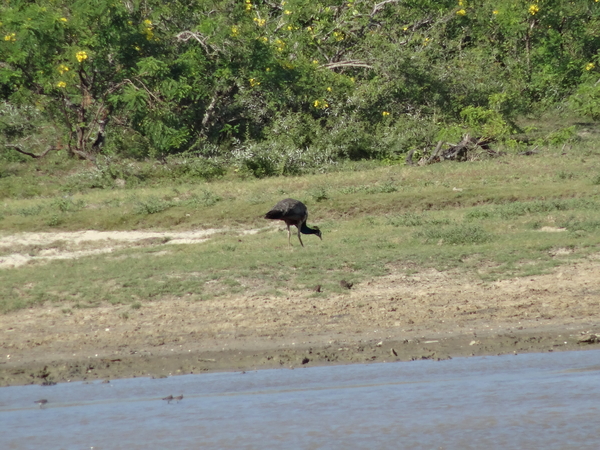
1, 0, 599, 173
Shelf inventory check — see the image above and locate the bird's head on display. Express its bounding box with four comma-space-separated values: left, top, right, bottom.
312, 226, 322, 240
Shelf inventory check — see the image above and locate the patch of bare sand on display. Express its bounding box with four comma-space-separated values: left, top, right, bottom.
1, 233, 599, 385
0, 229, 234, 268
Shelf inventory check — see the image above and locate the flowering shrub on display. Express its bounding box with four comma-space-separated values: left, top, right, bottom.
0, 0, 598, 167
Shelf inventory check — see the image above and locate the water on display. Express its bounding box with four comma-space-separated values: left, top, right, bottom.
2, 350, 600, 449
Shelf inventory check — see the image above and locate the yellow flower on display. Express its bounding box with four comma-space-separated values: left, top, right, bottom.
382, 111, 390, 116
4, 33, 16, 42
403, 26, 408, 31
253, 18, 266, 27
586, 63, 595, 71
231, 25, 239, 36
327, 87, 332, 92
312, 59, 319, 64
56, 81, 67, 88
249, 78, 260, 87
266, 67, 271, 72
457, 9, 466, 16
144, 19, 152, 26
284, 10, 292, 15
59, 17, 68, 22
57, 64, 69, 75
313, 100, 321, 108
75, 51, 88, 62
493, 10, 499, 15
529, 4, 539, 15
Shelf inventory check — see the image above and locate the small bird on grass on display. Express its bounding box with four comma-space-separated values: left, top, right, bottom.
264, 198, 322, 247
34, 399, 48, 409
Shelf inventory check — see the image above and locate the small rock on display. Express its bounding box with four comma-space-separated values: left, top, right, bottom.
376, 341, 383, 347
34, 399, 48, 408
340, 280, 353, 290
577, 334, 598, 344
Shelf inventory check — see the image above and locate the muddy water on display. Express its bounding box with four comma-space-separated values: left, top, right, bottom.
2, 350, 600, 449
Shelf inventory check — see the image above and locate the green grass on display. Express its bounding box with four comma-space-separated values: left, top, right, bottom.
1, 137, 600, 313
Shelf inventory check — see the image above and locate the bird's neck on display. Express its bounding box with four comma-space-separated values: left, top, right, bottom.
300, 222, 318, 235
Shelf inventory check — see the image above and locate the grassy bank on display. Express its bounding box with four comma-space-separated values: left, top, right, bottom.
1, 138, 600, 313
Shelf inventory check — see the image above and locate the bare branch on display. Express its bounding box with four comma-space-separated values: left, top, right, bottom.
320, 60, 373, 70
263, 0, 282, 11
371, 0, 401, 17
175, 31, 219, 56
201, 93, 218, 128
121, 78, 162, 106
5, 144, 56, 159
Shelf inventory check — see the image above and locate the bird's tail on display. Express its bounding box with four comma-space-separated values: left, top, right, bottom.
265, 210, 285, 220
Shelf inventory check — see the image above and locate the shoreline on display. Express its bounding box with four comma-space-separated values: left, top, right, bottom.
2, 323, 599, 386
2, 256, 599, 387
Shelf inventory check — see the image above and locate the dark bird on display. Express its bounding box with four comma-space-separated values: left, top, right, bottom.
162, 395, 174, 404
264, 198, 322, 247
174, 395, 184, 403
34, 399, 48, 409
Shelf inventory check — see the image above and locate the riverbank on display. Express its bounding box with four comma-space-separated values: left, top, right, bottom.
2, 258, 599, 386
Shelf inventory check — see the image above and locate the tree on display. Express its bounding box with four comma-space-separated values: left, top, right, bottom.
0, 0, 165, 160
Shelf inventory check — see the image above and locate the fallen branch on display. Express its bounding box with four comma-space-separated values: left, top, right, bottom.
408, 135, 501, 165
5, 144, 57, 159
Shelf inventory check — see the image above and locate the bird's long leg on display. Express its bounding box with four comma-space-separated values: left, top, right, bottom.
297, 226, 304, 247
287, 224, 292, 246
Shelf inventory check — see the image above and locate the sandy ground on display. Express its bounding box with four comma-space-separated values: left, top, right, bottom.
1, 230, 599, 386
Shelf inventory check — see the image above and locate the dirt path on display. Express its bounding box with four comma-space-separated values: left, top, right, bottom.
1, 230, 599, 386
